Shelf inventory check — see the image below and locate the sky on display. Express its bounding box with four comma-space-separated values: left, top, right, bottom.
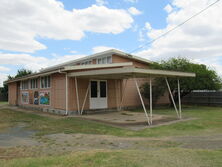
0, 0, 222, 86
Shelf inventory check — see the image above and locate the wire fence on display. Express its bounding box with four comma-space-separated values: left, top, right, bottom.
0, 95, 7, 101
182, 91, 222, 106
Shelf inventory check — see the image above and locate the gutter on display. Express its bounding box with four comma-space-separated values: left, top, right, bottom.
4, 69, 61, 84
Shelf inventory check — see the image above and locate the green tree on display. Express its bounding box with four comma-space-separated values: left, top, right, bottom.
1, 69, 33, 100
140, 79, 166, 106
13, 69, 33, 79
141, 58, 222, 105
0, 83, 8, 101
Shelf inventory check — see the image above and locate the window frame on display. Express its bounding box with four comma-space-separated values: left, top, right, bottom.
30, 78, 38, 89
40, 75, 51, 89
107, 56, 112, 64
21, 80, 29, 90
80, 60, 92, 65
96, 56, 112, 64
97, 58, 102, 64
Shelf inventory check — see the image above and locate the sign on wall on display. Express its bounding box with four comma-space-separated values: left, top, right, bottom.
21, 92, 29, 104
34, 91, 39, 105
39, 91, 50, 105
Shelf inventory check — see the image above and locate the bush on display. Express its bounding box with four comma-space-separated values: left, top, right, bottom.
140, 78, 166, 106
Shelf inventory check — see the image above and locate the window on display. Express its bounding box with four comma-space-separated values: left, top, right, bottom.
81, 60, 92, 65
100, 81, 106, 98
97, 56, 112, 64
90, 81, 107, 98
97, 58, 102, 64
102, 57, 107, 64
30, 78, 38, 89
107, 56, 112, 64
90, 81, 98, 98
21, 80, 29, 90
40, 76, 51, 88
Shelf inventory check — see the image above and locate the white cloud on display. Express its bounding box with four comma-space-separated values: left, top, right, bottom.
0, 66, 10, 72
92, 46, 115, 53
0, 52, 86, 85
72, 5, 133, 34
164, 4, 173, 13
49, 54, 86, 67
92, 46, 125, 53
145, 22, 152, 30
136, 0, 222, 76
124, 0, 138, 3
0, 73, 8, 87
138, 22, 152, 41
0, 53, 86, 72
138, 30, 145, 42
128, 7, 142, 15
132, 24, 139, 32
0, 51, 88, 86
0, 53, 48, 71
64, 48, 71, 50
0, 0, 134, 53
69, 50, 77, 54
96, 0, 108, 6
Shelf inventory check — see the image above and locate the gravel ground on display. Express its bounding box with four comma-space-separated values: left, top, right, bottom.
172, 134, 222, 150
0, 123, 221, 159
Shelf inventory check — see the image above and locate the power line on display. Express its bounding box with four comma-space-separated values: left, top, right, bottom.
130, 0, 221, 54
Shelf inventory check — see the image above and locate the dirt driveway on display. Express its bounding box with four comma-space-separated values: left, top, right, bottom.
0, 104, 222, 160
0, 123, 222, 159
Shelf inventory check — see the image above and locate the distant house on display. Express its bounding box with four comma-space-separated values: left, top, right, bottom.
5, 49, 195, 118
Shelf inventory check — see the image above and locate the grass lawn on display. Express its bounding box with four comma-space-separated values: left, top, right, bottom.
0, 101, 8, 105
1, 149, 222, 167
0, 105, 222, 166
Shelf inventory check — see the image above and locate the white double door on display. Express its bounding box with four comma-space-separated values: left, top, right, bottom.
90, 80, 107, 109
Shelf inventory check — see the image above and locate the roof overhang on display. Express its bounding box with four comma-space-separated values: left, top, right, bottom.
4, 70, 60, 84
67, 67, 196, 79
5, 65, 196, 84
5, 63, 133, 84
62, 62, 133, 71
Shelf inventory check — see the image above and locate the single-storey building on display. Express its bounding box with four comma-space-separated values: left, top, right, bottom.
5, 49, 195, 125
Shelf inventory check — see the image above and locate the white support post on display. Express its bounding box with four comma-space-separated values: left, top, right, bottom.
65, 73, 69, 115
119, 79, 128, 111
149, 77, 153, 125
134, 78, 151, 126
178, 78, 182, 119
165, 77, 180, 118
75, 77, 80, 114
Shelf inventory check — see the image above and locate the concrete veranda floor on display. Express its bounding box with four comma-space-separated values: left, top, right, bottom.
74, 110, 190, 130
0, 104, 192, 131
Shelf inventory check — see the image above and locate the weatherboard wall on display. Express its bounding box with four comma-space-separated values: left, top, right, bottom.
7, 53, 169, 114
8, 82, 17, 105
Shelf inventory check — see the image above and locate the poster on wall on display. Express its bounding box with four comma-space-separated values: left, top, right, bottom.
34, 91, 39, 105
39, 91, 50, 105
21, 92, 29, 104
